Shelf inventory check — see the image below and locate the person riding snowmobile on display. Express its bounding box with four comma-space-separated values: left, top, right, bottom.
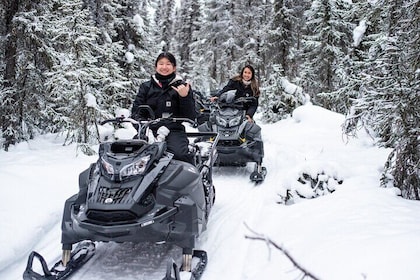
210, 65, 260, 123
205, 65, 266, 182
132, 52, 196, 164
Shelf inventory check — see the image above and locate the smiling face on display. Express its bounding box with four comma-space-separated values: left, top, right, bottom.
242, 67, 253, 81
156, 57, 176, 76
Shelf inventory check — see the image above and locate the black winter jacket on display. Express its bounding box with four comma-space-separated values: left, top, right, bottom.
215, 79, 259, 118
131, 74, 196, 131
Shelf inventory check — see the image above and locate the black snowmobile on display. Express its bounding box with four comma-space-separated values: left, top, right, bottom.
198, 91, 267, 183
23, 106, 219, 280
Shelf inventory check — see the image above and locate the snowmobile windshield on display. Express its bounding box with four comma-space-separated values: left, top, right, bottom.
218, 90, 236, 104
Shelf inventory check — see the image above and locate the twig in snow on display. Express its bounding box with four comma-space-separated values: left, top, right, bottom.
244, 223, 320, 280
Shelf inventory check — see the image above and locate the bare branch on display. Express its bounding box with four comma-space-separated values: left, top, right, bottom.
244, 223, 321, 280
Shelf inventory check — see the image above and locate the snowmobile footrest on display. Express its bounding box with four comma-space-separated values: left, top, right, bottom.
23, 241, 95, 280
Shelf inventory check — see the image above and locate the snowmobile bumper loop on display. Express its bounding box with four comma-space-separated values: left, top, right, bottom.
23, 241, 95, 280
23, 251, 54, 280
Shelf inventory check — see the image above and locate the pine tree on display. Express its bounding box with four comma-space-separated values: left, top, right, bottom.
260, 65, 306, 122
231, 0, 267, 76
300, 0, 353, 112
1, 0, 20, 150
188, 0, 236, 91
43, 1, 107, 145
172, 0, 200, 79
345, 0, 420, 199
0, 0, 53, 150
153, 0, 176, 51
87, 0, 153, 113
261, 0, 310, 122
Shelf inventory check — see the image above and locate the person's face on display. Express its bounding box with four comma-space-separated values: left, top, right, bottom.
242, 67, 253, 81
156, 57, 176, 76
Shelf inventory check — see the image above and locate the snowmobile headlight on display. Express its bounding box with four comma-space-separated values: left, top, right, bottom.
120, 154, 151, 178
229, 116, 242, 127
101, 158, 115, 175
215, 115, 227, 127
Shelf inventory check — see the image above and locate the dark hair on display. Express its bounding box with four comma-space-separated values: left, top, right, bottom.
241, 65, 255, 80
233, 65, 260, 97
155, 52, 177, 67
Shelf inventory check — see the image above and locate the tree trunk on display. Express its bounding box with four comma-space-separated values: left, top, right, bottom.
1, 0, 19, 150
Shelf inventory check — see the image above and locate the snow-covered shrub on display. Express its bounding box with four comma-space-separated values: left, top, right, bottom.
260, 66, 306, 123
278, 164, 343, 205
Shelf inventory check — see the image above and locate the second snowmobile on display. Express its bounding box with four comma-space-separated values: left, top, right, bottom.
198, 91, 267, 183
23, 106, 219, 280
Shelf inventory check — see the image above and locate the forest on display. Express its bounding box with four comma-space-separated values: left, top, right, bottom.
0, 0, 418, 199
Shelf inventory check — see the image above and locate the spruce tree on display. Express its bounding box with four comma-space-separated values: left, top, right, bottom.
300, 0, 353, 112
345, 0, 420, 199
0, 0, 52, 149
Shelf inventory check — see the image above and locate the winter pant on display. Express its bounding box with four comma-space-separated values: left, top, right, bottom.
244, 122, 264, 163
166, 130, 194, 164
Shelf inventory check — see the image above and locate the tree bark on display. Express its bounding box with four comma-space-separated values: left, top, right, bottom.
3, 0, 19, 87
1, 0, 19, 150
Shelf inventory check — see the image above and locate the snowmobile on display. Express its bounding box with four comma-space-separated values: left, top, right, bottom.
198, 91, 267, 183
23, 106, 219, 280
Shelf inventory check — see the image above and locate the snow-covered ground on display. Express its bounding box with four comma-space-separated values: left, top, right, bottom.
1, 103, 420, 280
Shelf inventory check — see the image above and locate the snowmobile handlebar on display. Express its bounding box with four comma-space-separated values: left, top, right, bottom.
99, 105, 196, 127
100, 116, 139, 126
131, 105, 197, 126
214, 96, 256, 109
148, 117, 196, 126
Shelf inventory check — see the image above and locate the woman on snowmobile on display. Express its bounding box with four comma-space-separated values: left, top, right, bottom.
210, 65, 260, 123
131, 52, 196, 163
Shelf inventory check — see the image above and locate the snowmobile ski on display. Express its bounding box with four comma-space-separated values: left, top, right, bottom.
163, 250, 208, 280
250, 166, 267, 183
23, 241, 95, 280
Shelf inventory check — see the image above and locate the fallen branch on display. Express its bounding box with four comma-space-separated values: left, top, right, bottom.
244, 223, 320, 280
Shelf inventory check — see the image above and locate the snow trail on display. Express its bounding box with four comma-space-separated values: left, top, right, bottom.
200, 166, 267, 280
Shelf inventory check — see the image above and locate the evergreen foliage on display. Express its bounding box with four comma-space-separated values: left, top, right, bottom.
0, 0, 418, 199
300, 0, 353, 112
260, 65, 306, 122
344, 0, 419, 199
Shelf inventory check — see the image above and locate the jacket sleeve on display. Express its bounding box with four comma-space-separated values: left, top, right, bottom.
246, 96, 259, 118
131, 82, 149, 120
214, 79, 236, 97
179, 87, 196, 120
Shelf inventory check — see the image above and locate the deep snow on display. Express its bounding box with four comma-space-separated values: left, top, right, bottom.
1, 103, 420, 280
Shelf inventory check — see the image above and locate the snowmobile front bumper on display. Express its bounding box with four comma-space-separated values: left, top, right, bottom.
62, 195, 202, 250
216, 140, 263, 166
72, 205, 177, 237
